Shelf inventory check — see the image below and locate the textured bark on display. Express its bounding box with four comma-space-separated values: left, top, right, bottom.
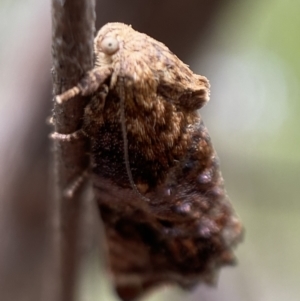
50, 1, 96, 301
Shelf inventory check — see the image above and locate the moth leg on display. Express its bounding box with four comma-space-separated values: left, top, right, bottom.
56, 86, 81, 103
56, 65, 113, 103
64, 169, 89, 199
49, 129, 85, 141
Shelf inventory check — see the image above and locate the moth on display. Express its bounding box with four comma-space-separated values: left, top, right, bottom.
54, 23, 243, 301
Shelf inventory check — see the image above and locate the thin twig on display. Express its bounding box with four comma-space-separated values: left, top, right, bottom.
49, 1, 96, 301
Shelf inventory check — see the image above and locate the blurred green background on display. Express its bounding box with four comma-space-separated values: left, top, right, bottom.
192, 1, 300, 300
0, 0, 299, 301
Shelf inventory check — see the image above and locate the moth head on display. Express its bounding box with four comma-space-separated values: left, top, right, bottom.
94, 23, 132, 66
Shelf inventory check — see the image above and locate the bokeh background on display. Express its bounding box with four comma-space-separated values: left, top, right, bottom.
0, 0, 299, 300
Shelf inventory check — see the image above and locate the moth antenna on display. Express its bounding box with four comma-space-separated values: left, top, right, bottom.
119, 78, 150, 202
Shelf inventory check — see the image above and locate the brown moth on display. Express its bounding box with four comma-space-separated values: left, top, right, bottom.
54, 23, 243, 301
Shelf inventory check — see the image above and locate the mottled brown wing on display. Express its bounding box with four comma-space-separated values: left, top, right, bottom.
90, 113, 242, 300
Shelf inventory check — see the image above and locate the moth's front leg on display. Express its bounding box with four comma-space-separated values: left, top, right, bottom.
56, 65, 113, 103
52, 64, 113, 140
49, 129, 85, 142
50, 67, 112, 196
51, 83, 109, 142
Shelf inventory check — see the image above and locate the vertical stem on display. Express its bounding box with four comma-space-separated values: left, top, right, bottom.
49, 1, 96, 300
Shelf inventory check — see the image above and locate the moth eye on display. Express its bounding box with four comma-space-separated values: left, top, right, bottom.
101, 37, 119, 55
